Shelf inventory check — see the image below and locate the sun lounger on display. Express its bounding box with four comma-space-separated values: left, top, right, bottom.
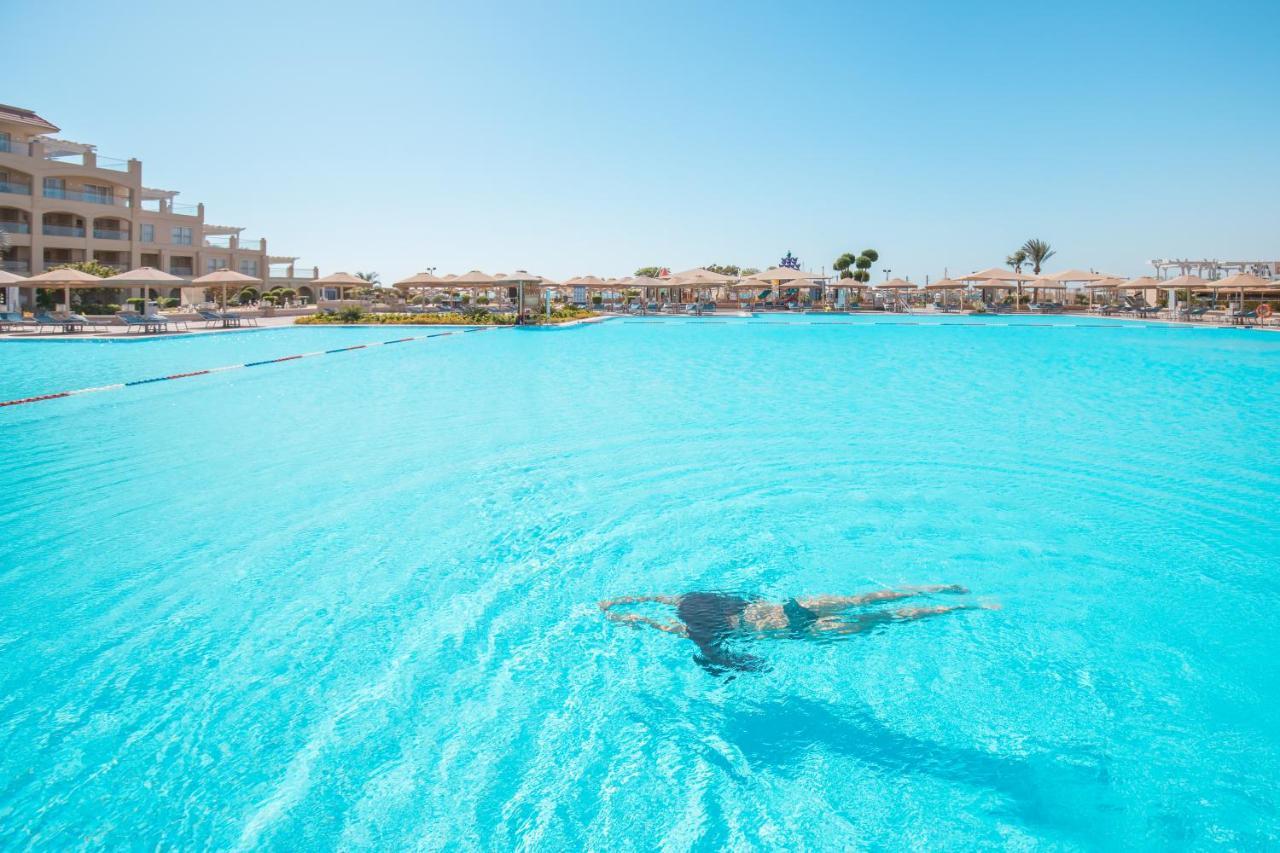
35, 311, 86, 333
1230, 309, 1258, 326
0, 311, 37, 332
145, 313, 188, 331
115, 311, 169, 334
1180, 304, 1211, 321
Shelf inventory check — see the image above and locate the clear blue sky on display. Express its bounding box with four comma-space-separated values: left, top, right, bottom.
9, 0, 1279, 282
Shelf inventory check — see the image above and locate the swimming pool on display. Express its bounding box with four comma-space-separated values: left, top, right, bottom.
2, 317, 1277, 847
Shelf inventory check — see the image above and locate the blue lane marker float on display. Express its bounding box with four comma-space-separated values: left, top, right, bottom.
0, 326, 497, 409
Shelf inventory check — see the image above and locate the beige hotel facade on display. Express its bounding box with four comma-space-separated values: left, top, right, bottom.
0, 103, 321, 307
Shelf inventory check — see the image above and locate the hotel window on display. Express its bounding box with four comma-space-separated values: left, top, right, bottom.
206, 257, 228, 273
83, 184, 111, 203
239, 259, 259, 276
171, 226, 192, 246
140, 224, 154, 242
0, 132, 10, 152
43, 177, 65, 198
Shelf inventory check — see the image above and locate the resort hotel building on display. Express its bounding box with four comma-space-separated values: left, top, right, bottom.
0, 104, 320, 308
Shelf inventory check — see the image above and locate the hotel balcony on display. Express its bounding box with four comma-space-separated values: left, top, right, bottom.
1, 136, 136, 174
0, 217, 30, 235
43, 186, 130, 208
1, 259, 30, 273
42, 212, 87, 239
169, 264, 194, 277
92, 217, 130, 240
0, 138, 31, 156
0, 178, 31, 196
140, 198, 199, 217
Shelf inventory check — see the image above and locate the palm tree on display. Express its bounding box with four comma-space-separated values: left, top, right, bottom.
1020, 239, 1055, 276
356, 271, 380, 285
1006, 249, 1027, 273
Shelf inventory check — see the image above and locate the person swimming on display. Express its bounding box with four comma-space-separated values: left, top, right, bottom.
599, 586, 995, 674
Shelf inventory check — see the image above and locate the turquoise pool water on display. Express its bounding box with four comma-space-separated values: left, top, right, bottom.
1, 317, 1277, 848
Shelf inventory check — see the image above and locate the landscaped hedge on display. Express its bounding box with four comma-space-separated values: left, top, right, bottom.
295, 310, 515, 326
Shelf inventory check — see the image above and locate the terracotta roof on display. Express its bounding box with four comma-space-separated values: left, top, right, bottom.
0, 104, 59, 133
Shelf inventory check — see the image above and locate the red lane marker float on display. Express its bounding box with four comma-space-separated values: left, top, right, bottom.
0, 392, 71, 408
0, 325, 504, 408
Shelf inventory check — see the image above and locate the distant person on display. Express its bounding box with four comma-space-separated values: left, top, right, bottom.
599, 586, 996, 674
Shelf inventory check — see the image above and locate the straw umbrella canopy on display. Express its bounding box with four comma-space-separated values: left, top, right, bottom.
1043, 269, 1119, 283
1212, 272, 1275, 292
105, 266, 185, 286
1161, 274, 1209, 291
957, 267, 1036, 282
394, 271, 445, 286
192, 268, 263, 310
669, 267, 736, 284
26, 267, 110, 311
562, 275, 607, 287
748, 266, 827, 283
449, 270, 497, 285
875, 277, 916, 290
1115, 276, 1160, 290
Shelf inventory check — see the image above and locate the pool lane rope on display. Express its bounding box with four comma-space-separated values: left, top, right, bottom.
0, 327, 499, 409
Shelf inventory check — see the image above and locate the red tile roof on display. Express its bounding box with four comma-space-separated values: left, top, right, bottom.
0, 104, 59, 133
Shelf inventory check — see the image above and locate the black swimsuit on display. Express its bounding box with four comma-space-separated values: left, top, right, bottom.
782, 598, 820, 634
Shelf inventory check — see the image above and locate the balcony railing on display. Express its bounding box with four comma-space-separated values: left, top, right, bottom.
169, 266, 194, 277
43, 225, 86, 238
238, 239, 263, 251
0, 221, 30, 234
93, 228, 129, 240
42, 187, 130, 208
0, 139, 32, 156
204, 235, 232, 248
0, 180, 31, 195
1, 259, 30, 272
171, 202, 198, 216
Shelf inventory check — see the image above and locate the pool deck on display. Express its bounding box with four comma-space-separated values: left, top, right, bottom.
2, 309, 1276, 340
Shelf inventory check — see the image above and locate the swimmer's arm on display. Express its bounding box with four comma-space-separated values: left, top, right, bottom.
603, 612, 688, 636
598, 594, 682, 609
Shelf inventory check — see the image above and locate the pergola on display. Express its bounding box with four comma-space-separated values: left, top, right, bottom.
924, 277, 965, 310
312, 271, 371, 302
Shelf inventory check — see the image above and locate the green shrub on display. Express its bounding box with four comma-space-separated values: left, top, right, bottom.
295, 310, 516, 326
126, 297, 146, 309
158, 297, 179, 309
75, 303, 121, 315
